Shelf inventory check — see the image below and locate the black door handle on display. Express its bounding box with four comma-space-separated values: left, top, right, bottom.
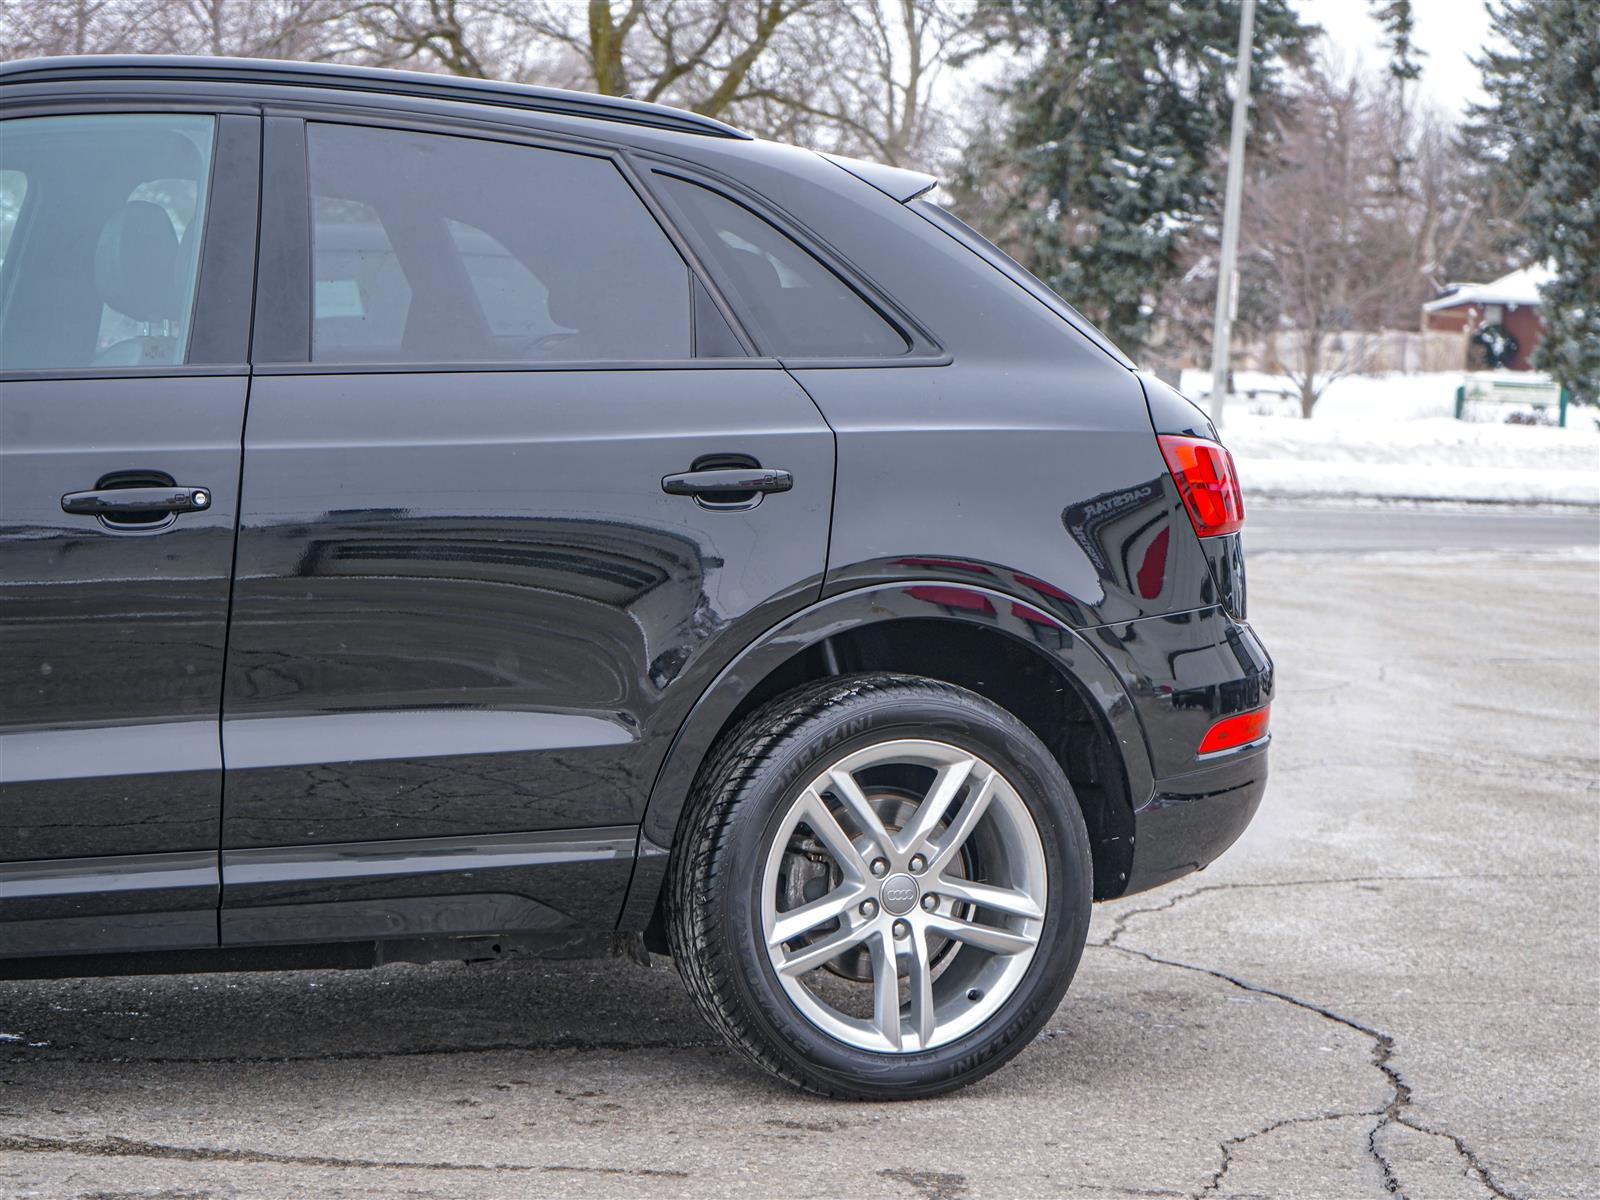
661, 467, 793, 498
62, 485, 213, 517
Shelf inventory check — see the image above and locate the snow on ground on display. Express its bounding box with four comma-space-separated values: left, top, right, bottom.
1178, 370, 1600, 506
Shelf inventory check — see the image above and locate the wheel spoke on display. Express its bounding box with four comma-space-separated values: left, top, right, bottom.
925, 913, 1038, 957
869, 929, 902, 1050
925, 770, 998, 873
895, 756, 977, 854
933, 877, 1043, 921
775, 918, 874, 977
768, 882, 868, 948
905, 922, 935, 1050
826, 768, 895, 857
796, 787, 870, 880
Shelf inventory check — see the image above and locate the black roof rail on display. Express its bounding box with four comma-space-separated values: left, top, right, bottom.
0, 55, 752, 140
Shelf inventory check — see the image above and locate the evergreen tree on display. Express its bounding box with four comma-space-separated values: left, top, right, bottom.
1470, 0, 1600, 403
1370, 0, 1425, 83
952, 0, 1314, 358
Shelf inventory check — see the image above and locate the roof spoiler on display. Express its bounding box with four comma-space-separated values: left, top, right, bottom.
819, 152, 938, 202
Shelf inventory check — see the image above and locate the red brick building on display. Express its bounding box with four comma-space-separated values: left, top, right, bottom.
1422, 265, 1550, 371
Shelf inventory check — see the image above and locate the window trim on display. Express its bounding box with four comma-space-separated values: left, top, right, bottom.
0, 103, 259, 381
629, 153, 948, 369
258, 108, 760, 369
251, 357, 781, 376
0, 364, 250, 383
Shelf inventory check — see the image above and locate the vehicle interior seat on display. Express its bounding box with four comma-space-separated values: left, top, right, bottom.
92, 199, 183, 366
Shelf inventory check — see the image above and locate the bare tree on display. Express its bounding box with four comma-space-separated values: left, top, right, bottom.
1243, 63, 1412, 416
1, 0, 160, 57
1358, 85, 1525, 327
523, 0, 806, 112
4, 0, 977, 170
317, 0, 572, 80
1145, 49, 1525, 384
3, 0, 367, 59
324, 0, 816, 121
369, 0, 979, 165
158, 0, 357, 59
736, 1, 979, 166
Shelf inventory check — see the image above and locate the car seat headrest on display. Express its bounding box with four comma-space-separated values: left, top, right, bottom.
94, 200, 181, 322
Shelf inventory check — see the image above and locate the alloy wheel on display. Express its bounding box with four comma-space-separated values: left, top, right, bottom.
759, 738, 1048, 1053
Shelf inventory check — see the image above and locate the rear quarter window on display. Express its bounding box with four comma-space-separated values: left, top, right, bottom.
656, 175, 908, 359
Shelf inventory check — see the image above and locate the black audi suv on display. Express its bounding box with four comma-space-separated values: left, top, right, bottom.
0, 56, 1272, 1098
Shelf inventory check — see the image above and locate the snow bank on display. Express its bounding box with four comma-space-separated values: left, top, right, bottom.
1177, 371, 1600, 506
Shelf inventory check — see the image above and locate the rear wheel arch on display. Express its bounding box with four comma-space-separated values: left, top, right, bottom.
625, 583, 1151, 944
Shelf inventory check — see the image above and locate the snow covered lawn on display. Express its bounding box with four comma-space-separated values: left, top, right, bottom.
1178, 370, 1600, 506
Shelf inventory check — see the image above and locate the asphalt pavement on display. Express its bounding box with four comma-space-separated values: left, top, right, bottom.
2, 503, 1596, 1199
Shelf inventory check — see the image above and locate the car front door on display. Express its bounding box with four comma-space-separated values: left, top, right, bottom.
218, 116, 833, 945
0, 109, 258, 957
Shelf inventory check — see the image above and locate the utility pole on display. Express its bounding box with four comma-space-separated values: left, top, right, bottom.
1208, 0, 1256, 429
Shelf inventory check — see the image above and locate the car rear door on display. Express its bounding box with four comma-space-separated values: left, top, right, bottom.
219, 114, 833, 945
0, 107, 258, 957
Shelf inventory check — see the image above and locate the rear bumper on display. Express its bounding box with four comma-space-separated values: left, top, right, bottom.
1083, 605, 1273, 896
1121, 741, 1269, 896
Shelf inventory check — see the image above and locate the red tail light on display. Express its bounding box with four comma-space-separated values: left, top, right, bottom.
1158, 434, 1244, 537
1198, 706, 1270, 754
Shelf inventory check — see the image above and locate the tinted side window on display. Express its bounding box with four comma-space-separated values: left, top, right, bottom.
307, 124, 692, 364
657, 176, 908, 358
0, 114, 215, 372
310, 196, 411, 359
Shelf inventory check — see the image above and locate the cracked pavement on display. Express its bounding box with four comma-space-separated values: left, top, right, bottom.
2, 523, 1597, 1198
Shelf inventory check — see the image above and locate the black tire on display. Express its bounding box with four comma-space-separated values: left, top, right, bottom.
666, 672, 1093, 1099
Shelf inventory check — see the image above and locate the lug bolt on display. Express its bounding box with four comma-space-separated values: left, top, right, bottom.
870, 858, 889, 877
859, 899, 878, 918
921, 894, 939, 912
909, 854, 926, 873
892, 919, 910, 939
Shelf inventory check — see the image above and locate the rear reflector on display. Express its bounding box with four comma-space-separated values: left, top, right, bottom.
1158, 434, 1245, 537
1198, 706, 1270, 755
